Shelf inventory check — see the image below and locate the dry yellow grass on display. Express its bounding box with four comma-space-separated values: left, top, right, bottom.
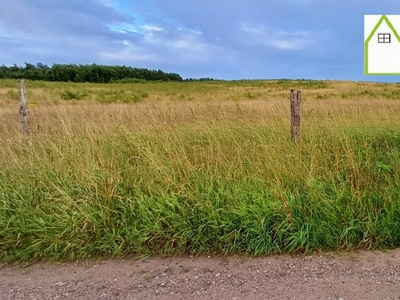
1, 79, 399, 138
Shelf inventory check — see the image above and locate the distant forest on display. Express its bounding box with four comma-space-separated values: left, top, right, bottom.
0, 63, 184, 83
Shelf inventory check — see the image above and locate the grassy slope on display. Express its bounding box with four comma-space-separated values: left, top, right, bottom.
1, 79, 400, 262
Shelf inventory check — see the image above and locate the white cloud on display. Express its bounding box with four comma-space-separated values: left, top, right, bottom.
100, 50, 155, 63
239, 23, 316, 50
141, 25, 164, 32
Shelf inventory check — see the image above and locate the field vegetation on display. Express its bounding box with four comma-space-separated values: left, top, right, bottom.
1, 79, 400, 262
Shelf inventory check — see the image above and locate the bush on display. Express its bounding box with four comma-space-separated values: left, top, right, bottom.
61, 90, 85, 100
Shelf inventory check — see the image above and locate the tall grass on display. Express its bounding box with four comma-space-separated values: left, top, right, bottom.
1, 79, 400, 262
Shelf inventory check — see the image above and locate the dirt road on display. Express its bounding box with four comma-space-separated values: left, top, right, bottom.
1, 249, 400, 300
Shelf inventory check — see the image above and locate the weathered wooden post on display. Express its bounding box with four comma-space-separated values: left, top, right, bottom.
18, 79, 30, 135
290, 89, 301, 143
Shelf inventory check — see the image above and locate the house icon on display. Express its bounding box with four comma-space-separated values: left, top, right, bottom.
364, 15, 400, 75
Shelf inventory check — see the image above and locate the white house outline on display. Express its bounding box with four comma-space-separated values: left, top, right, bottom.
364, 15, 400, 75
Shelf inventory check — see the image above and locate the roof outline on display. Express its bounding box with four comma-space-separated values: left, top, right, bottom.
364, 15, 400, 75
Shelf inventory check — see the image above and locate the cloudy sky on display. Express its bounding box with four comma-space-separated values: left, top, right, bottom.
0, 1, 399, 81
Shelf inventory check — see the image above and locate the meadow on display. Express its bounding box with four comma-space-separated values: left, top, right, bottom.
1, 79, 400, 262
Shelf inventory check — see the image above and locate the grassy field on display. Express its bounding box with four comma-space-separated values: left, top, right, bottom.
1, 79, 400, 262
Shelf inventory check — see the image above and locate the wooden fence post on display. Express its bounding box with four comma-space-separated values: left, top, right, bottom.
18, 79, 30, 135
290, 89, 301, 143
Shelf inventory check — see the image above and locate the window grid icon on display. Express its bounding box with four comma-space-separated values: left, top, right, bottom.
378, 33, 391, 43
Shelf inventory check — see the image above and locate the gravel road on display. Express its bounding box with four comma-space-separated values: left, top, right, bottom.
1, 249, 400, 299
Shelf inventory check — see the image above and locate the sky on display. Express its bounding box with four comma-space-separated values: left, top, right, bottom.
0, 1, 399, 81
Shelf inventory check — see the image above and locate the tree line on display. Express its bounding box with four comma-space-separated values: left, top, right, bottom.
0, 63, 183, 83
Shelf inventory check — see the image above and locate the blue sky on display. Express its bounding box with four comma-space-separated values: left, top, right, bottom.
0, 1, 399, 81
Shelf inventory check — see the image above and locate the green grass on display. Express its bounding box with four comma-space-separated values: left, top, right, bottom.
1, 79, 400, 262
